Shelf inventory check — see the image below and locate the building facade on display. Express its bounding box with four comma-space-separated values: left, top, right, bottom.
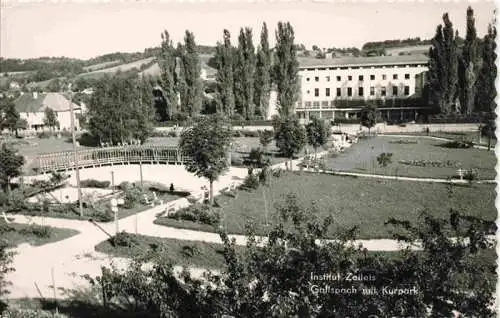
295, 55, 429, 122
14, 92, 83, 131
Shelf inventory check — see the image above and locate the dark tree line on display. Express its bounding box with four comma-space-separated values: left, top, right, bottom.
426, 7, 496, 117
213, 21, 299, 120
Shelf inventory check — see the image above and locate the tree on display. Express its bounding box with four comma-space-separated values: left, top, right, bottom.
87, 75, 155, 145
376, 152, 393, 167
46, 78, 62, 92
459, 7, 480, 115
305, 116, 330, 158
0, 99, 24, 137
43, 108, 59, 130
273, 116, 306, 170
178, 31, 203, 117
89, 195, 496, 317
258, 129, 274, 152
179, 114, 232, 204
427, 13, 459, 114
359, 105, 377, 134
215, 30, 236, 117
158, 30, 179, 120
476, 23, 497, 113
233, 28, 256, 120
0, 143, 25, 199
0, 240, 15, 311
255, 23, 272, 119
274, 22, 300, 117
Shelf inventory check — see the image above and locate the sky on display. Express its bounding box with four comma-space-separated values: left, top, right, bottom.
0, 0, 496, 60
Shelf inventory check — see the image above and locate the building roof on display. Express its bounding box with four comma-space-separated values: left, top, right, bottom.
14, 92, 80, 113
298, 54, 429, 69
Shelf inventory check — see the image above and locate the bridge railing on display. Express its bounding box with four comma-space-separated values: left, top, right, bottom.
34, 145, 191, 174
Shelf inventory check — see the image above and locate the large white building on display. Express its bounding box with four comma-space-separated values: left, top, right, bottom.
294, 55, 430, 122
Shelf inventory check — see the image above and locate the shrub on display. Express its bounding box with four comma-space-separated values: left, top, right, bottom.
243, 148, 266, 168
87, 204, 114, 222
171, 112, 189, 122
123, 186, 146, 209
271, 168, 285, 178
36, 131, 53, 139
241, 130, 259, 137
80, 179, 110, 188
19, 224, 52, 238
2, 308, 68, 318
76, 132, 100, 147
166, 131, 178, 137
441, 140, 473, 149
232, 130, 243, 137
242, 172, 260, 190
389, 139, 418, 144
169, 203, 220, 226
109, 231, 137, 247
463, 169, 478, 181
376, 153, 393, 167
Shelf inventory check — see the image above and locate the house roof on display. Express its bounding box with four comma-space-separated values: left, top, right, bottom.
298, 54, 429, 69
14, 92, 80, 113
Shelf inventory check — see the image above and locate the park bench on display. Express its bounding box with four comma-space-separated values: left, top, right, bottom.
187, 191, 204, 204
1, 212, 11, 224
156, 201, 177, 217
221, 182, 237, 197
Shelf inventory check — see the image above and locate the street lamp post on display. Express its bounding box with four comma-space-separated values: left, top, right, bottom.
68, 88, 83, 217
111, 198, 119, 234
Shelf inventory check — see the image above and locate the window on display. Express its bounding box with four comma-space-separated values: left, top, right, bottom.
370, 75, 375, 80
307, 90, 310, 94
330, 100, 335, 107
347, 87, 352, 97
313, 101, 320, 108
382, 74, 387, 80
336, 88, 341, 97
392, 86, 398, 96
306, 77, 310, 81
393, 74, 398, 80
305, 101, 312, 108
348, 75, 352, 81
315, 76, 319, 82
358, 87, 364, 97
370, 87, 375, 96
314, 88, 319, 97
325, 88, 330, 97
321, 101, 329, 107
404, 86, 410, 95
326, 76, 331, 82
359, 75, 364, 81
336, 76, 341, 81
381, 87, 386, 96
405, 73, 410, 79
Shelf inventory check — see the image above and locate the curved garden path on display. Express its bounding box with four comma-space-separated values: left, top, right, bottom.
5, 139, 496, 299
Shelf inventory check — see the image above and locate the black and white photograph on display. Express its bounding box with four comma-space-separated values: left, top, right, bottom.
0, 0, 497, 317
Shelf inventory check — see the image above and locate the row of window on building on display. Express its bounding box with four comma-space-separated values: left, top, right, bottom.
305, 73, 413, 82
307, 86, 411, 98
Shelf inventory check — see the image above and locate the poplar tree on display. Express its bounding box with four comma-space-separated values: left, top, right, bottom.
215, 30, 236, 117
178, 31, 203, 117
233, 27, 256, 120
158, 30, 178, 119
426, 13, 459, 114
459, 7, 480, 115
274, 22, 300, 118
255, 22, 272, 119
476, 23, 497, 113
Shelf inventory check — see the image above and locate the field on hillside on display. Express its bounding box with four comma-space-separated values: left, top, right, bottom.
77, 57, 155, 79
82, 60, 121, 72
155, 172, 497, 239
385, 45, 431, 56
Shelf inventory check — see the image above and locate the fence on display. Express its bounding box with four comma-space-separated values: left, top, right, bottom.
34, 145, 192, 174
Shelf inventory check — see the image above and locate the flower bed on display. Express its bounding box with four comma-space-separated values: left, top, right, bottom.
398, 159, 462, 168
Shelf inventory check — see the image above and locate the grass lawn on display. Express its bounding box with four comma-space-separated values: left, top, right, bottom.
383, 131, 497, 147
324, 136, 496, 179
155, 173, 496, 239
95, 234, 245, 270
0, 221, 79, 247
